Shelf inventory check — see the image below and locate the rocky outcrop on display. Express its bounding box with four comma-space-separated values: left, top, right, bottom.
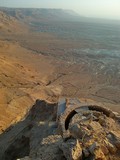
57, 98, 120, 160
0, 100, 57, 160
0, 98, 120, 160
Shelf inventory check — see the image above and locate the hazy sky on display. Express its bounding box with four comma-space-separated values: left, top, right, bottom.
0, 0, 120, 19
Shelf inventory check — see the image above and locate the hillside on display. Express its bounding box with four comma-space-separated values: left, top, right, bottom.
0, 7, 120, 160
0, 10, 28, 33
0, 8, 81, 22
0, 39, 56, 132
0, 7, 120, 131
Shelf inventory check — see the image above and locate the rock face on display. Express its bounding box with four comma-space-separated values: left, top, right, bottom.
60, 139, 82, 160
0, 98, 120, 160
0, 10, 28, 33
0, 100, 57, 160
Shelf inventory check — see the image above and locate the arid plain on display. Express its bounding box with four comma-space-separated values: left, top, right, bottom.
0, 8, 120, 133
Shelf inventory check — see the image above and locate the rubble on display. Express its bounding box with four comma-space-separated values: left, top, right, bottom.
60, 139, 82, 160
57, 98, 120, 160
0, 98, 120, 160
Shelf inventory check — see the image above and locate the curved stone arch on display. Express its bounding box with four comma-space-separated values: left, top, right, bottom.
59, 103, 116, 138
65, 110, 77, 130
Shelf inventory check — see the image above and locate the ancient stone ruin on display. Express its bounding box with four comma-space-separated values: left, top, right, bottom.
57, 98, 120, 160
0, 98, 120, 160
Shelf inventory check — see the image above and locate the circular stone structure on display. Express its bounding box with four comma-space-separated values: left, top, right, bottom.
57, 98, 120, 160
58, 100, 117, 138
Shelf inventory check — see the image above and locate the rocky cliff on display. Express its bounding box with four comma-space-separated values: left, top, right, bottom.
0, 10, 28, 33
0, 98, 120, 160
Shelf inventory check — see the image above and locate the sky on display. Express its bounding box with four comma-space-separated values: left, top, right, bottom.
0, 0, 120, 20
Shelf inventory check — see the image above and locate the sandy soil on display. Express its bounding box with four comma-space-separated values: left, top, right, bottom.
0, 39, 55, 132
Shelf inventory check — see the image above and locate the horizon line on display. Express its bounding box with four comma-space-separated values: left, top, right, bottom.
0, 6, 120, 22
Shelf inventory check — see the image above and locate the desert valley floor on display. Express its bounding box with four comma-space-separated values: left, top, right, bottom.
0, 8, 120, 160
0, 8, 120, 133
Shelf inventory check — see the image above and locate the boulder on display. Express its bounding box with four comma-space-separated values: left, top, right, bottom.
60, 139, 82, 160
109, 131, 120, 149
104, 140, 117, 154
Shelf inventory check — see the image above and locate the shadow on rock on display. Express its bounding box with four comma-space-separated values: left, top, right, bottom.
0, 100, 57, 160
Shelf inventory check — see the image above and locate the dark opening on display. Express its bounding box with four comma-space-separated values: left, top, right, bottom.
65, 110, 77, 130
82, 150, 95, 160
88, 105, 113, 117
4, 136, 30, 160
64, 105, 114, 131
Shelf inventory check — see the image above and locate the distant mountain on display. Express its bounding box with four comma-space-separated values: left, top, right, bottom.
0, 9, 28, 33
0, 7, 82, 22
0, 10, 13, 25
0, 10, 15, 32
